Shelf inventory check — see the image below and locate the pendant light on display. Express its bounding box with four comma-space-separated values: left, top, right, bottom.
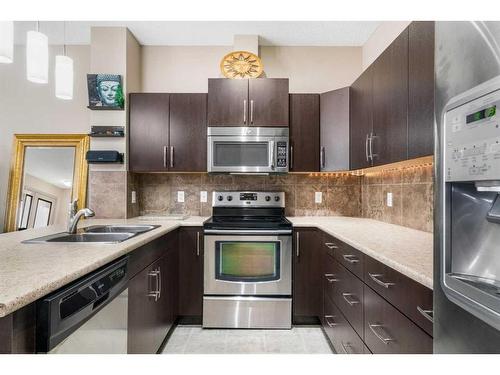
26, 21, 48, 83
55, 22, 73, 100
0, 21, 14, 63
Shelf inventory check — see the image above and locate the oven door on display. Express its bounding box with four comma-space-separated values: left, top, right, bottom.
204, 234, 292, 295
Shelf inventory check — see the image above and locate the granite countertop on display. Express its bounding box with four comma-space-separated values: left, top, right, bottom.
288, 217, 433, 290
0, 215, 433, 318
0, 217, 207, 318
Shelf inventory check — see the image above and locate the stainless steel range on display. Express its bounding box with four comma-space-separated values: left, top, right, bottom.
203, 191, 292, 329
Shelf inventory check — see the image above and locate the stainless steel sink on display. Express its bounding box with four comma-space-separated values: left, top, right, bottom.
83, 225, 160, 234
22, 225, 160, 244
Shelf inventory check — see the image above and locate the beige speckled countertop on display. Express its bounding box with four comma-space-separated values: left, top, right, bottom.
0, 217, 207, 318
0, 216, 433, 318
288, 217, 433, 290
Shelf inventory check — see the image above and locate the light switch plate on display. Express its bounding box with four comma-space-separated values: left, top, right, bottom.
131, 190, 136, 204
387, 192, 393, 207
177, 191, 185, 203
200, 191, 208, 203
315, 192, 322, 204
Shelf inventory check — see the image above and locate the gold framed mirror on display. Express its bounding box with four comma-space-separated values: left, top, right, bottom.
4, 134, 90, 232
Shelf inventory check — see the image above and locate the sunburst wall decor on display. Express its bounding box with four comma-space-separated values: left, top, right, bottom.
220, 50, 264, 79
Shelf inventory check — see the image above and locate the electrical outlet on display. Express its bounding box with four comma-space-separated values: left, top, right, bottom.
131, 190, 136, 204
200, 191, 208, 203
315, 192, 322, 204
177, 191, 185, 203
387, 192, 393, 207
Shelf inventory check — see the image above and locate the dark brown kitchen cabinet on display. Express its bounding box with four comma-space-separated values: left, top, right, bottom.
129, 93, 170, 172
371, 28, 409, 166
320, 87, 350, 171
289, 94, 320, 172
350, 66, 373, 170
129, 93, 207, 172
408, 21, 435, 159
293, 228, 322, 322
178, 227, 204, 321
208, 78, 289, 127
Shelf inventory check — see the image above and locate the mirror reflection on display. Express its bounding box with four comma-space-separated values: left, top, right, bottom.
17, 147, 76, 231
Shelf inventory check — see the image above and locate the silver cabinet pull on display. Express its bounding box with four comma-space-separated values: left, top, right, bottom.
417, 306, 434, 323
320, 146, 326, 169
324, 273, 339, 283
342, 254, 360, 264
342, 293, 360, 306
163, 146, 168, 168
250, 99, 254, 124
290, 145, 294, 170
170, 146, 174, 168
324, 315, 338, 328
196, 231, 200, 257
243, 99, 247, 124
369, 133, 378, 162
296, 232, 300, 257
365, 133, 370, 162
368, 273, 395, 288
147, 269, 160, 301
157, 266, 161, 300
324, 242, 338, 250
368, 323, 394, 344
341, 342, 353, 354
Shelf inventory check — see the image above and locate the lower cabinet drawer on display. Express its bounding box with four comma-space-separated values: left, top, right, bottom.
364, 285, 432, 354
323, 294, 366, 354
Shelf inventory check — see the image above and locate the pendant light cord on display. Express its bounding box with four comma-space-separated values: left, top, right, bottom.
63, 21, 66, 56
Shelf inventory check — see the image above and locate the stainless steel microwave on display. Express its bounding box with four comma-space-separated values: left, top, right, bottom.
207, 127, 289, 174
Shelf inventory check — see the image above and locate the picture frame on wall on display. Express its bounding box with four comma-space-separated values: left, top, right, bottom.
86, 74, 124, 110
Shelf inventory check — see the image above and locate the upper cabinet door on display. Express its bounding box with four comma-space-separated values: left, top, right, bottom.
408, 21, 435, 159
372, 28, 409, 166
129, 93, 170, 172
248, 78, 289, 126
350, 67, 374, 170
320, 87, 350, 171
169, 93, 207, 172
289, 94, 320, 172
207, 79, 248, 126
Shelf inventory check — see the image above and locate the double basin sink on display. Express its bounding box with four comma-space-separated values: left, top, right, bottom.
23, 225, 161, 244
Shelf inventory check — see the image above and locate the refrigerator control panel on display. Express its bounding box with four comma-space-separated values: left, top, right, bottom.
445, 87, 500, 182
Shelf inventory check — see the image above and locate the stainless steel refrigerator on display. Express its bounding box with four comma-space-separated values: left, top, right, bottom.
435, 21, 500, 353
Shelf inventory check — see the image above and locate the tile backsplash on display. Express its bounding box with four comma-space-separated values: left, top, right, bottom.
131, 163, 434, 233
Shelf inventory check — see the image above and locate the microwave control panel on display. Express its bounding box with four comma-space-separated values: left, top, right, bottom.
276, 141, 288, 168
445, 87, 500, 182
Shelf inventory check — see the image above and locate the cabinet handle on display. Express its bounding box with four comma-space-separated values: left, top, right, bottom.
296, 232, 300, 257
369, 133, 378, 162
324, 315, 338, 328
324, 242, 338, 250
368, 273, 395, 289
163, 146, 168, 168
320, 146, 326, 169
157, 266, 161, 300
324, 273, 339, 283
341, 342, 353, 354
417, 306, 434, 323
342, 254, 360, 264
147, 269, 160, 301
342, 293, 360, 306
170, 146, 174, 168
368, 323, 394, 345
196, 231, 200, 256
290, 145, 293, 170
365, 134, 370, 162
250, 99, 254, 124
243, 99, 247, 124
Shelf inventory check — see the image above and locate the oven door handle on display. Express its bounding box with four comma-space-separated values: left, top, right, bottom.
203, 229, 293, 235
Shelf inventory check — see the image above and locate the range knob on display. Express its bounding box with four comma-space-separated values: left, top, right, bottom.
217, 195, 223, 201
265, 195, 271, 202
227, 196, 233, 201
274, 196, 280, 202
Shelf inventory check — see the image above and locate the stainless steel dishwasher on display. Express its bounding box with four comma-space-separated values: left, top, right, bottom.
36, 257, 129, 354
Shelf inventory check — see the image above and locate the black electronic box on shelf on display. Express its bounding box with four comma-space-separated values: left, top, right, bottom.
86, 150, 124, 164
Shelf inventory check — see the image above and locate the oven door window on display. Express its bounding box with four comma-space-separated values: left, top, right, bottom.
215, 241, 280, 282
213, 142, 269, 167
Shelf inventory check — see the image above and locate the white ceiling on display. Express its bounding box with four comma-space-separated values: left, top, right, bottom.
23, 147, 75, 189
14, 21, 380, 46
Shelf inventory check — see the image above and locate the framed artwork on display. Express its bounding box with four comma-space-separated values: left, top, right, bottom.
87, 74, 124, 110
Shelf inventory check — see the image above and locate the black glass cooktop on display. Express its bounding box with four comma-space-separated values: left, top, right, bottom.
203, 215, 292, 231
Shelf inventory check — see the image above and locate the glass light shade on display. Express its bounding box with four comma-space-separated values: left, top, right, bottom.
55, 55, 73, 100
26, 30, 48, 83
0, 21, 14, 63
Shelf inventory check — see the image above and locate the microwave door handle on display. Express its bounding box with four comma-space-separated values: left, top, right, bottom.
269, 141, 275, 170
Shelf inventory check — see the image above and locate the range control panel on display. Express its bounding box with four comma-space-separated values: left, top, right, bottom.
212, 191, 285, 208
445, 88, 500, 182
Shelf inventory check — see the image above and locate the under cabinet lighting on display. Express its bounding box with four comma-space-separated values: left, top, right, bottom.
0, 21, 14, 63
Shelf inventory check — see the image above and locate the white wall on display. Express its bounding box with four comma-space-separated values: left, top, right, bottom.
362, 21, 411, 70
0, 45, 90, 232
141, 46, 363, 93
